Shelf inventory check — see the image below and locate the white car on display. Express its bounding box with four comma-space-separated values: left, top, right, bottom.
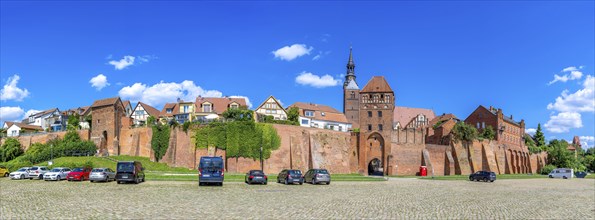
549, 168, 574, 179
43, 167, 71, 181
27, 166, 49, 180
9, 167, 31, 180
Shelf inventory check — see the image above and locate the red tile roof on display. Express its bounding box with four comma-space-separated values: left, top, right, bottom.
195, 97, 248, 115
136, 102, 161, 117
428, 113, 458, 128
160, 103, 178, 117
6, 122, 43, 131
288, 102, 348, 123
361, 76, 393, 93
91, 97, 122, 108
394, 106, 436, 126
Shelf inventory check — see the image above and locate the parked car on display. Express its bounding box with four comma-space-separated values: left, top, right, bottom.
44, 167, 71, 181
575, 171, 588, 178
469, 171, 496, 182
0, 165, 9, 177
549, 168, 574, 179
116, 161, 145, 184
90, 168, 116, 182
245, 170, 267, 185
277, 169, 303, 185
198, 156, 224, 186
9, 167, 31, 180
304, 169, 331, 185
27, 166, 49, 180
67, 167, 92, 181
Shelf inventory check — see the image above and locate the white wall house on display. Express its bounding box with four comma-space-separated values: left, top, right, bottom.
255, 96, 287, 120
25, 108, 60, 131
3, 122, 43, 137
131, 102, 161, 125
289, 102, 352, 132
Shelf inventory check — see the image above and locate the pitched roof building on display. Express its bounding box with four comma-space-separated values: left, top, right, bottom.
393, 106, 436, 130
288, 102, 351, 132
195, 96, 247, 116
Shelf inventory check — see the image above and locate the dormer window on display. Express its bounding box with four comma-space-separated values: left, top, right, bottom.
166, 108, 172, 113
203, 103, 212, 112
29, 117, 34, 123
305, 111, 315, 117
230, 103, 239, 109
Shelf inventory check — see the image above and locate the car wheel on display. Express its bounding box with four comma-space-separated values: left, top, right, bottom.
3, 173, 8, 177
284, 178, 288, 185
39, 175, 43, 180
469, 177, 473, 181
20, 174, 24, 179
326, 181, 330, 185
299, 181, 303, 185
312, 178, 317, 185
490, 180, 494, 182
549, 175, 553, 178
142, 177, 145, 182
563, 176, 567, 179
264, 181, 267, 185
117, 181, 121, 184
483, 177, 488, 182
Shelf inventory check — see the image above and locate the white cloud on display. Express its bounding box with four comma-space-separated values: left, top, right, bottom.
272, 44, 313, 61
1, 74, 30, 102
548, 66, 584, 85
109, 55, 135, 70
118, 80, 224, 107
547, 75, 594, 112
295, 71, 340, 88
312, 54, 321, 61
544, 112, 583, 133
23, 109, 41, 119
229, 95, 252, 109
525, 128, 536, 136
0, 106, 25, 123
89, 74, 109, 91
579, 136, 594, 149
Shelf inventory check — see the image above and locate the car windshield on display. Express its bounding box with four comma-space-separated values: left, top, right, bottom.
315, 170, 328, 174
117, 163, 135, 172
72, 168, 84, 172
17, 168, 28, 172
92, 169, 104, 172
251, 170, 264, 175
289, 170, 301, 174
50, 168, 62, 172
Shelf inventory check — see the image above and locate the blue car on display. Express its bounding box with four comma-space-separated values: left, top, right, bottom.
198, 156, 224, 186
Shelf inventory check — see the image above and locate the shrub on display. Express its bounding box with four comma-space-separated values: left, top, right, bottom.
0, 138, 24, 162
540, 164, 556, 175
452, 122, 478, 142
151, 123, 170, 162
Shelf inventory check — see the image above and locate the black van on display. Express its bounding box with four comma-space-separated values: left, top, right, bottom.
116, 161, 145, 184
198, 156, 224, 186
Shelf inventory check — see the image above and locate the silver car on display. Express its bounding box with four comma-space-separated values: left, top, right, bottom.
9, 167, 31, 180
90, 168, 116, 182
44, 167, 71, 181
304, 169, 331, 185
27, 166, 49, 180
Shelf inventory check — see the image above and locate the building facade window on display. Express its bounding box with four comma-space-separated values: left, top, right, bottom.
230, 104, 239, 109
378, 111, 382, 117
350, 91, 355, 99
378, 124, 383, 131
301, 119, 309, 125
368, 124, 372, 131
166, 109, 172, 113
203, 104, 211, 112
305, 111, 314, 117
368, 111, 372, 117
183, 105, 190, 113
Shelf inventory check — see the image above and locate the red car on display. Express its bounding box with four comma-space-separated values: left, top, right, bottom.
67, 167, 92, 181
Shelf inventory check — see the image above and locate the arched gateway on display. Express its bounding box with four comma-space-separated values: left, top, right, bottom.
366, 132, 385, 176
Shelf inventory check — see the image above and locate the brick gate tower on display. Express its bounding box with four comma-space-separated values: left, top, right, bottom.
343, 47, 360, 129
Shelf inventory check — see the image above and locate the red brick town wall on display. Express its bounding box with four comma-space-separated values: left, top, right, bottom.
2, 130, 90, 151
119, 127, 153, 159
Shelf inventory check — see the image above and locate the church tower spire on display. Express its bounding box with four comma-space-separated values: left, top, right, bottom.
344, 46, 356, 87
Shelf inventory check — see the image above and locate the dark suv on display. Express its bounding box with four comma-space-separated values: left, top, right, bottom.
469, 171, 496, 182
277, 169, 303, 185
116, 161, 145, 184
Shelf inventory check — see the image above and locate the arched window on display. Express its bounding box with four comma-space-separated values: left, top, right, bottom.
350, 91, 355, 99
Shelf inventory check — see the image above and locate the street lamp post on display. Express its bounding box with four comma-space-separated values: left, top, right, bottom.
260, 145, 263, 171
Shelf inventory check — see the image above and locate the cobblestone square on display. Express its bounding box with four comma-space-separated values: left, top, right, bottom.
1, 178, 594, 219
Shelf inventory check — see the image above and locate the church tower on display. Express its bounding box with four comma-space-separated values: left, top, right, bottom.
343, 47, 360, 129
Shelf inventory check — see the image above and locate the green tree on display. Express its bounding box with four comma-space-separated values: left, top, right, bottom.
63, 130, 81, 143
525, 133, 541, 154
452, 122, 478, 142
533, 123, 546, 147
222, 108, 253, 121
287, 107, 300, 124
546, 139, 575, 169
84, 115, 93, 129
480, 125, 495, 140
0, 138, 24, 162
67, 113, 80, 130
151, 124, 170, 162
147, 116, 156, 126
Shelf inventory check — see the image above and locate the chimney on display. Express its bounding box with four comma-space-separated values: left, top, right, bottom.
510, 115, 513, 120
489, 106, 493, 111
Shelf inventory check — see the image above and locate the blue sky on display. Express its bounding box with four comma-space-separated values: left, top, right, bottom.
1, 1, 594, 147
